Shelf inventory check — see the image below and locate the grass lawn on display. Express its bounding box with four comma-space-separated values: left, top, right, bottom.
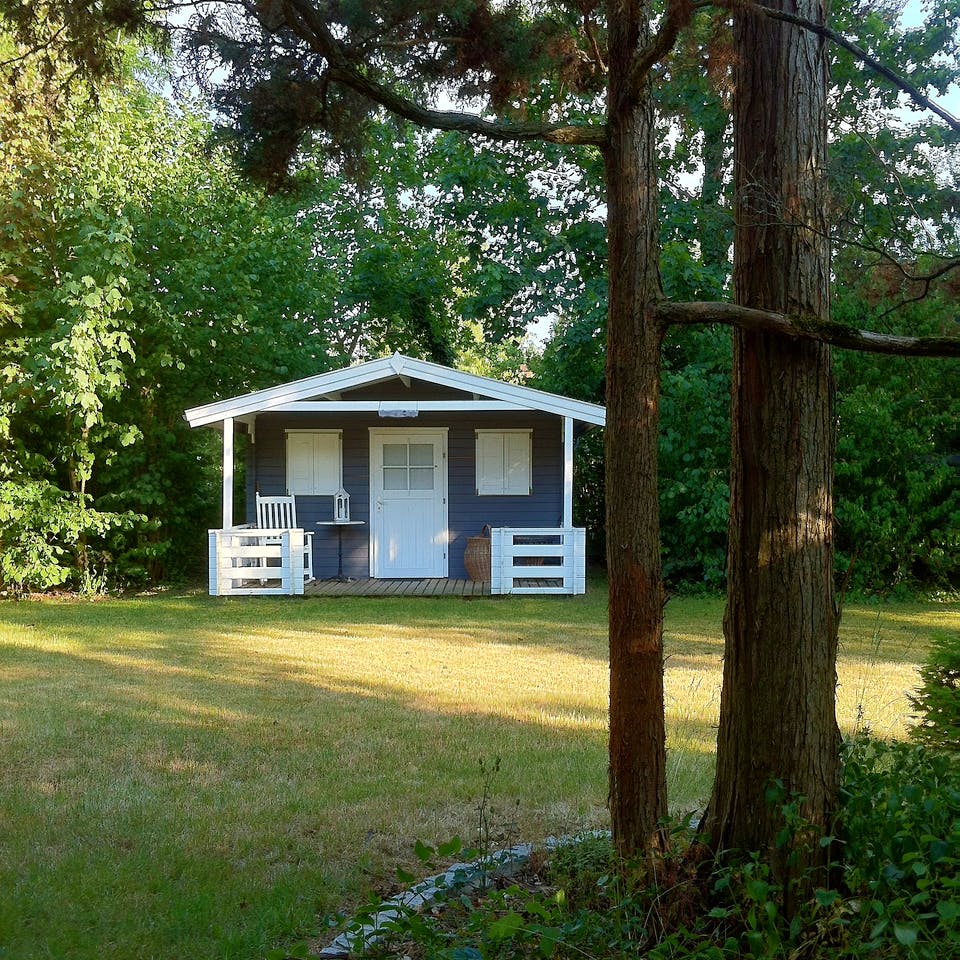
0, 581, 955, 960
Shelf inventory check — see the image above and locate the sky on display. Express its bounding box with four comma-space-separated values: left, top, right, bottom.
901, 0, 960, 117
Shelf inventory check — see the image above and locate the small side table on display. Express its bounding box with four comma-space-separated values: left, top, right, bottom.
316, 520, 366, 581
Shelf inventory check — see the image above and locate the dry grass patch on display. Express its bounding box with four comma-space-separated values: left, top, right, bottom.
0, 585, 955, 960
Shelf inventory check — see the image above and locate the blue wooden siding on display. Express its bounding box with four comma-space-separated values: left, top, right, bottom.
247, 410, 563, 580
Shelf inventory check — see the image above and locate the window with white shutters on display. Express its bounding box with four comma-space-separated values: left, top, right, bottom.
285, 430, 342, 495
476, 429, 532, 495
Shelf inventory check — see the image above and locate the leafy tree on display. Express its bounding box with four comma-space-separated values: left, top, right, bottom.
0, 43, 142, 591
834, 297, 960, 594
96, 95, 336, 580
0, 49, 341, 586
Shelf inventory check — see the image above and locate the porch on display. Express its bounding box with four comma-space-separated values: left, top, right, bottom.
208, 526, 586, 597
306, 578, 490, 596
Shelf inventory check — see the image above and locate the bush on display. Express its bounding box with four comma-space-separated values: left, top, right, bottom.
909, 632, 960, 751
835, 736, 960, 957
0, 480, 139, 595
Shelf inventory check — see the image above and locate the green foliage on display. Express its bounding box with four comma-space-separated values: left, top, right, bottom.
659, 328, 731, 588
0, 481, 135, 595
834, 737, 960, 957
909, 631, 960, 750
0, 47, 336, 588
355, 738, 960, 958
833, 300, 960, 594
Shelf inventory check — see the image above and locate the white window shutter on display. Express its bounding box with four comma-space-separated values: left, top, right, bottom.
313, 433, 341, 495
476, 432, 505, 495
286, 431, 342, 495
476, 430, 532, 496
286, 433, 315, 495
504, 432, 531, 495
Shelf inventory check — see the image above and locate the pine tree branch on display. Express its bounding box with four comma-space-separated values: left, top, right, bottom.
657, 301, 960, 356
620, 0, 691, 112
734, 1, 960, 132
279, 0, 608, 146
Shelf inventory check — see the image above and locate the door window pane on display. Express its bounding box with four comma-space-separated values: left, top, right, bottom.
382, 443, 407, 467
383, 467, 408, 490
409, 467, 434, 490
409, 443, 434, 467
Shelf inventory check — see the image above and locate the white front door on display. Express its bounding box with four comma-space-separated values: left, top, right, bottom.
370, 428, 448, 578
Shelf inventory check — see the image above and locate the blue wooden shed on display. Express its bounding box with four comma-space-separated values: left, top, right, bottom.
184, 353, 605, 596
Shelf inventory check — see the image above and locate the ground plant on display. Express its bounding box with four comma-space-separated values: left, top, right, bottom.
0, 586, 955, 960
352, 737, 960, 960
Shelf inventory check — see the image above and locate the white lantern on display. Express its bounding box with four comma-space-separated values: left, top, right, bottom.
334, 487, 350, 523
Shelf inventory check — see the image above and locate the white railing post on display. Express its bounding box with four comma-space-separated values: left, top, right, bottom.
562, 417, 574, 529
290, 529, 305, 595
278, 529, 305, 596
209, 530, 220, 596
490, 527, 503, 594
573, 528, 586, 594
280, 530, 291, 595
222, 417, 234, 529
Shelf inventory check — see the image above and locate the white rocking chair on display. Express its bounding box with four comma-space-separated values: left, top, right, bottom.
255, 493, 314, 582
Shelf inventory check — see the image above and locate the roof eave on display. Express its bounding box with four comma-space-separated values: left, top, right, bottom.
184, 353, 606, 427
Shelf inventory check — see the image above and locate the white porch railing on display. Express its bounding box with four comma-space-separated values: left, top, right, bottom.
208, 527, 305, 596
490, 527, 586, 595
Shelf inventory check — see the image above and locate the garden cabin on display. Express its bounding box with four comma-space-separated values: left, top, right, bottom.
184, 353, 605, 596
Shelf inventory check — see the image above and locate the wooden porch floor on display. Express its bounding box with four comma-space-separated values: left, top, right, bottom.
304, 578, 492, 597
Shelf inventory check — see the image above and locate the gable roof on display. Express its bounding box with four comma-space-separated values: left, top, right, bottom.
184, 353, 606, 427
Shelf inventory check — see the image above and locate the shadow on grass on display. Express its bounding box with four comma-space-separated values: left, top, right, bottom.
0, 617, 716, 960
2, 589, 953, 960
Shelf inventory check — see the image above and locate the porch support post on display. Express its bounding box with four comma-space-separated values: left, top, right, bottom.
222, 417, 234, 529
562, 416, 574, 529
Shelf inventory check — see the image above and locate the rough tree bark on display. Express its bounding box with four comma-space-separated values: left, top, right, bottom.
604, 0, 670, 859
705, 0, 841, 896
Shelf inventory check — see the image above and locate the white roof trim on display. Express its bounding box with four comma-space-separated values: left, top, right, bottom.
184, 352, 606, 427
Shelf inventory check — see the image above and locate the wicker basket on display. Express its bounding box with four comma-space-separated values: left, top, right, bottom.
464, 524, 492, 581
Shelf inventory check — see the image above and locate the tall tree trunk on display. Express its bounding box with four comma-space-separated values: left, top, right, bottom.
604, 2, 669, 859
705, 0, 840, 896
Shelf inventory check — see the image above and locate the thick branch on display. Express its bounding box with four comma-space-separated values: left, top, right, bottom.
741, 2, 960, 132
657, 301, 960, 356
620, 0, 690, 111
281, 0, 607, 146
326, 65, 607, 144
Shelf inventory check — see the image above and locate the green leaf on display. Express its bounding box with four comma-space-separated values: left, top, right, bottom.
438, 836, 462, 858
894, 924, 919, 947
537, 925, 562, 957
414, 839, 434, 863
938, 901, 960, 923
487, 911, 523, 942
815, 888, 840, 908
